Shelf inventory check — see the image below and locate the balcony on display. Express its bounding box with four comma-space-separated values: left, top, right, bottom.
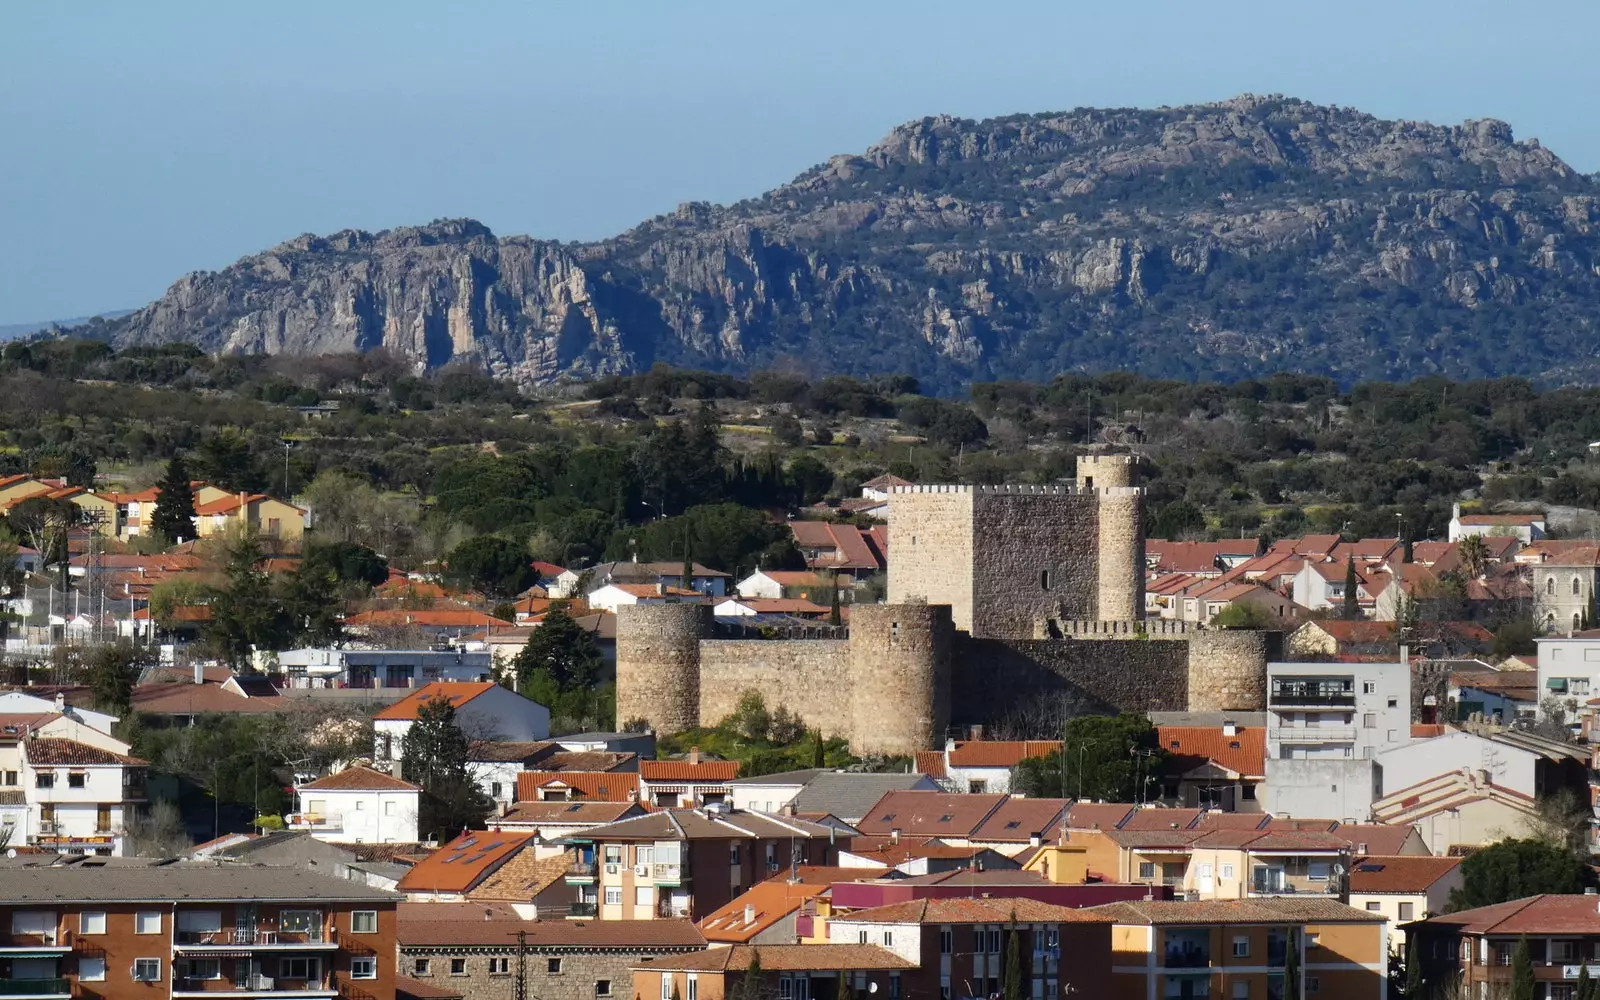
174, 928, 336, 950
1269, 691, 1355, 708
0, 934, 69, 955
1272, 726, 1357, 744
0, 979, 70, 999
652, 863, 684, 886
564, 860, 596, 884
172, 975, 338, 998
658, 899, 691, 919
1161, 950, 1211, 969
567, 902, 599, 919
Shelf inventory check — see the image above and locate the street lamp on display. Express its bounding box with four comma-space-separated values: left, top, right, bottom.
1069, 739, 1100, 801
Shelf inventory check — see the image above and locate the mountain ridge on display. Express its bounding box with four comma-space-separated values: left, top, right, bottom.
91, 94, 1600, 392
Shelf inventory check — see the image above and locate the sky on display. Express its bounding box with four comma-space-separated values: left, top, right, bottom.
2, 1, 1597, 325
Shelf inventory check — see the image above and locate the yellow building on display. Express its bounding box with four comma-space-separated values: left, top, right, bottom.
1102, 828, 1352, 901
194, 492, 306, 540
1091, 897, 1388, 1000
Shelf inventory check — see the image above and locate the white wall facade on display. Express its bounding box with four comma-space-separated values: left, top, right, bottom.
1537, 636, 1600, 714
292, 786, 419, 843
730, 781, 807, 814
19, 759, 136, 855
1376, 732, 1538, 800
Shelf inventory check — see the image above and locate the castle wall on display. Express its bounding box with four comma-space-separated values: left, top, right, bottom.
849, 603, 952, 757
1095, 492, 1145, 622
970, 490, 1101, 637
1186, 630, 1278, 712
951, 636, 1192, 722
697, 639, 852, 736
614, 603, 708, 733
887, 487, 975, 629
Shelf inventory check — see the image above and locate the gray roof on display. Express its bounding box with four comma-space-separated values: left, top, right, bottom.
729, 769, 828, 787
570, 808, 837, 842
0, 862, 401, 902
792, 773, 940, 823
1147, 711, 1268, 728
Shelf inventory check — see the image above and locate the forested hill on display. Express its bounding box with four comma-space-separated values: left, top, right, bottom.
88, 94, 1600, 393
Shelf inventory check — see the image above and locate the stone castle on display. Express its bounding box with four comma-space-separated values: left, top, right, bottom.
615, 455, 1274, 755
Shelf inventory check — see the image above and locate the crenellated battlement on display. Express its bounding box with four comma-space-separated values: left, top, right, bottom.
888, 483, 1144, 497
1042, 618, 1194, 639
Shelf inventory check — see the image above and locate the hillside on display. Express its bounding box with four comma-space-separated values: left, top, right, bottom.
93, 95, 1600, 392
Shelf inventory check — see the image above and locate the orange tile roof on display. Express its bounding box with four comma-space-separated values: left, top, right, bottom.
22, 738, 147, 766
855, 791, 1008, 837
346, 608, 512, 628
298, 765, 419, 792
946, 740, 1062, 768
913, 750, 947, 780
516, 771, 640, 803
1348, 855, 1460, 894
1158, 725, 1267, 778
373, 682, 500, 721
835, 897, 1110, 925
1411, 724, 1446, 739
1063, 802, 1137, 831
698, 879, 829, 942
645, 944, 914, 973
640, 759, 741, 782
395, 831, 537, 894
1419, 894, 1600, 934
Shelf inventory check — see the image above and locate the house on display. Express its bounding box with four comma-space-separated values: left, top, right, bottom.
399, 901, 704, 1000
853, 791, 1011, 841
634, 944, 915, 1000
1145, 539, 1262, 576
563, 807, 839, 921
1157, 720, 1266, 811
917, 739, 1063, 795
860, 474, 913, 503
729, 770, 939, 824
467, 740, 637, 805
268, 648, 495, 690
289, 765, 421, 844
0, 861, 399, 1000
710, 597, 832, 618
194, 492, 307, 540
585, 583, 704, 614
1262, 660, 1412, 822
1537, 632, 1600, 719
696, 878, 832, 945
516, 771, 641, 804
1173, 578, 1309, 626
585, 561, 731, 598
1450, 669, 1538, 724
735, 570, 835, 601
1290, 618, 1494, 659
373, 682, 550, 765
0, 691, 118, 735
395, 830, 541, 901
1346, 854, 1462, 953
1448, 502, 1546, 543
965, 796, 1073, 856
825, 898, 1113, 1000
1291, 559, 1379, 615
1085, 825, 1352, 900
342, 607, 514, 643
493, 800, 648, 840
839, 839, 1018, 877
1528, 545, 1600, 635
18, 737, 148, 856
788, 521, 887, 583
1091, 897, 1388, 1000
638, 756, 740, 807
1406, 894, 1600, 998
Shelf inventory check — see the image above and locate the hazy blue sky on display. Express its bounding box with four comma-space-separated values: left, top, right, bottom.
3, 1, 1596, 324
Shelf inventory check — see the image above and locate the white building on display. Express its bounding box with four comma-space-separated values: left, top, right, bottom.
1448, 503, 1545, 544
0, 691, 119, 735
266, 647, 494, 690
290, 765, 420, 844
1261, 660, 1411, 821
1536, 633, 1600, 723
585, 583, 702, 614
373, 681, 550, 764
18, 737, 148, 856
1346, 855, 1463, 954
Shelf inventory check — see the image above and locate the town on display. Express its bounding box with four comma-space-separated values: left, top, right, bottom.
1, 441, 1596, 1000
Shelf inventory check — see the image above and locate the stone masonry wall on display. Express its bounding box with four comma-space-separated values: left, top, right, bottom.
1187, 630, 1279, 712
698, 639, 853, 737
971, 490, 1101, 637
887, 487, 975, 629
399, 947, 692, 1000
1095, 492, 1145, 622
614, 603, 707, 732
850, 603, 952, 756
951, 635, 1192, 723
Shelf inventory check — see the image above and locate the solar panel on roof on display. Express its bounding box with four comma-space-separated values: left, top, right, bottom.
483, 841, 505, 851
565, 804, 583, 813
1357, 863, 1385, 872
443, 853, 465, 863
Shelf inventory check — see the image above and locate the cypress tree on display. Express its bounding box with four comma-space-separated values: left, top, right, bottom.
1511, 936, 1533, 1000
811, 728, 825, 768
1576, 962, 1591, 1000
150, 454, 198, 544
1283, 928, 1301, 1000
1342, 556, 1360, 620
1403, 935, 1422, 998
829, 580, 842, 626
1003, 920, 1023, 1000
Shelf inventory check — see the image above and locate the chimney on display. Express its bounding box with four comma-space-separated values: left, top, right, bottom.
1221, 720, 1237, 737
194, 661, 204, 685
688, 747, 700, 766
744, 904, 755, 926
1400, 644, 1410, 668
890, 828, 901, 845
53, 692, 64, 712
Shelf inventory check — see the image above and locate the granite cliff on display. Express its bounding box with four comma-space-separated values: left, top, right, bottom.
98, 95, 1600, 390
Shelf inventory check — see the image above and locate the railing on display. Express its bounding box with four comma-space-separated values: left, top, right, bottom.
1272, 727, 1358, 744
1162, 950, 1211, 969
0, 979, 70, 996
658, 899, 691, 919
1269, 691, 1355, 707
175, 928, 329, 946
652, 863, 683, 884
338, 981, 376, 1000
565, 860, 596, 879
568, 902, 598, 918
1, 933, 63, 947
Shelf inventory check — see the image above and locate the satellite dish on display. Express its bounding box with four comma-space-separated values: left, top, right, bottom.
868, 986, 878, 994
1333, 863, 1347, 876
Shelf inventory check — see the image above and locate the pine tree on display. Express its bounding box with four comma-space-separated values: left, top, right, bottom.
205, 530, 289, 668
1342, 556, 1361, 620
401, 694, 492, 840
1403, 935, 1422, 998
150, 454, 198, 543
1511, 936, 1534, 1000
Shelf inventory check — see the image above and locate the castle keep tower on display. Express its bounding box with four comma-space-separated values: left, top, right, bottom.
614, 603, 708, 733
887, 455, 1146, 636
848, 603, 952, 756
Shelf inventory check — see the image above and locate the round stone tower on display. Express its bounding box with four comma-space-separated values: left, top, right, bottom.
848, 602, 953, 756
1186, 630, 1273, 712
1075, 453, 1141, 490
1096, 490, 1146, 621
614, 603, 709, 734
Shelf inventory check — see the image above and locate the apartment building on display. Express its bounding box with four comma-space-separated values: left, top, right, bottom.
1092, 897, 1388, 1000
289, 766, 421, 844
635, 945, 913, 1000
1538, 632, 1600, 726
1263, 660, 1411, 821
1408, 893, 1600, 999
0, 861, 399, 1000
1095, 827, 1352, 901
565, 806, 839, 921
19, 738, 148, 856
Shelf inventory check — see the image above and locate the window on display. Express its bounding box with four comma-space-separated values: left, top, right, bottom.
1365, 902, 1381, 912
351, 910, 377, 934
597, 982, 614, 998
987, 928, 1002, 953
80, 912, 106, 935
940, 928, 953, 954
354, 801, 365, 811
280, 910, 319, 934
133, 959, 161, 982
968, 780, 987, 794
79, 957, 106, 982
779, 979, 792, 1000
1549, 577, 1558, 595
635, 887, 654, 906
1399, 902, 1415, 921
1576, 577, 1584, 596
604, 846, 624, 864
729, 846, 741, 865
68, 772, 86, 788
280, 958, 320, 981
688, 974, 699, 1000
1306, 976, 1320, 993
451, 959, 467, 977
352, 957, 377, 980
549, 959, 564, 975
1138, 862, 1156, 880
384, 800, 396, 816
488, 958, 509, 976
413, 959, 431, 976
1233, 936, 1249, 957
1040, 569, 1051, 592
605, 887, 623, 906
136, 911, 162, 934
3, 771, 14, 785
1232, 984, 1249, 1000
177, 910, 222, 937
1363, 713, 1377, 728
183, 959, 222, 980
858, 930, 869, 944
35, 772, 53, 788
1362, 681, 1376, 694
1220, 864, 1235, 880
883, 931, 894, 947
664, 975, 676, 1000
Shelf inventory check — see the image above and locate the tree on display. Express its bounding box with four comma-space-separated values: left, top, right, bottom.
150, 454, 198, 543
445, 535, 535, 599
1342, 556, 1360, 620
829, 579, 842, 626
400, 694, 492, 839
1577, 963, 1591, 1000
8, 495, 78, 570
124, 799, 192, 857
1210, 601, 1275, 629
1012, 713, 1167, 801
1458, 534, 1491, 579
1450, 838, 1592, 910
811, 728, 825, 768
1526, 788, 1591, 856
1403, 935, 1422, 998
739, 951, 763, 1000
280, 554, 346, 648
1003, 920, 1023, 1000
513, 604, 601, 690
1511, 936, 1533, 1000
1283, 928, 1301, 1000
301, 540, 389, 589
205, 529, 288, 667
1152, 500, 1206, 540
726, 690, 773, 742
86, 642, 139, 714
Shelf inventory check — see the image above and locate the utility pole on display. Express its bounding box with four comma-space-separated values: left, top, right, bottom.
514, 930, 528, 1000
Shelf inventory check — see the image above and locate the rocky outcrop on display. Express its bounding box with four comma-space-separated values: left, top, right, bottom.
96, 94, 1600, 389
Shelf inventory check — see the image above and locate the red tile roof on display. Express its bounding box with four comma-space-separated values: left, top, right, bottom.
1063, 802, 1137, 831
1348, 855, 1461, 894
646, 944, 914, 973
22, 738, 147, 766
395, 831, 537, 894
640, 759, 740, 782
298, 765, 419, 792
516, 771, 640, 802
1417, 894, 1600, 934
854, 791, 1007, 837
397, 901, 705, 947
374, 682, 500, 721
835, 897, 1110, 925
698, 879, 830, 942
946, 740, 1062, 768
913, 751, 947, 779
969, 797, 1072, 843
346, 608, 512, 628
1158, 725, 1266, 778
